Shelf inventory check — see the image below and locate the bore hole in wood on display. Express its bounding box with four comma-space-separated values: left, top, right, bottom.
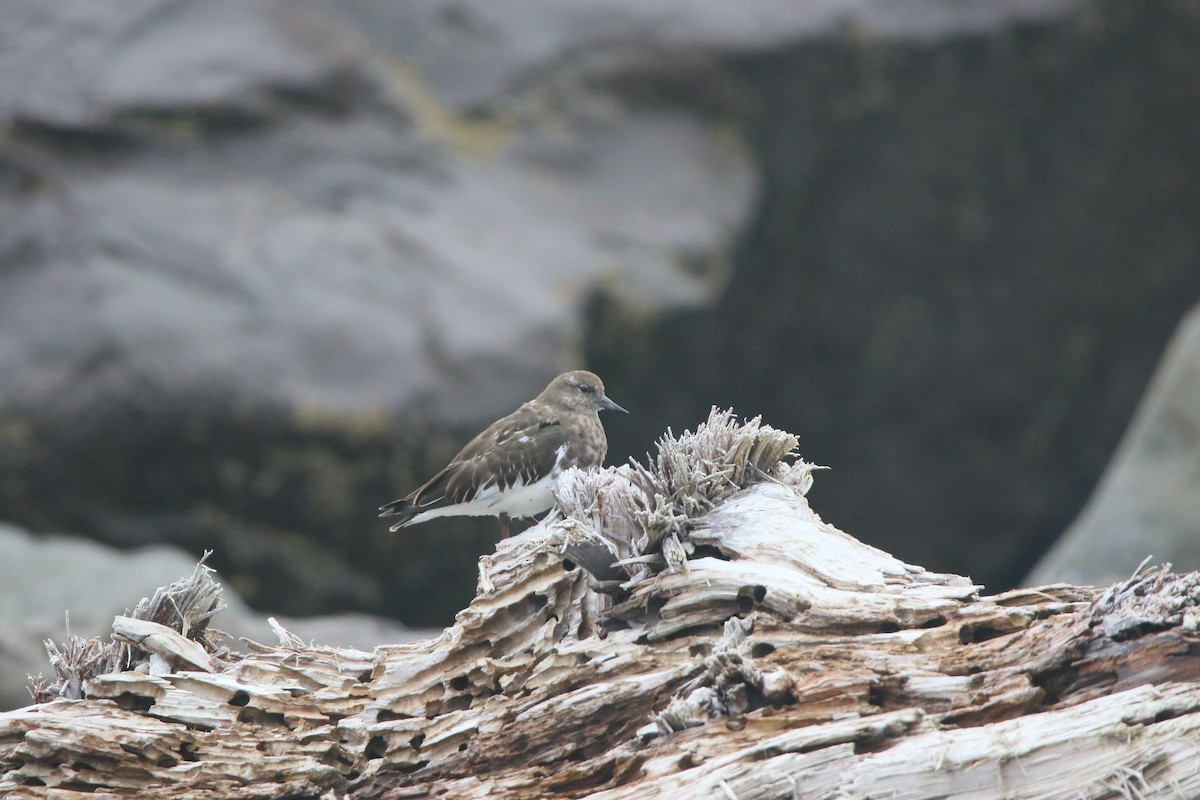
366, 736, 386, 760
737, 585, 767, 613
750, 642, 776, 658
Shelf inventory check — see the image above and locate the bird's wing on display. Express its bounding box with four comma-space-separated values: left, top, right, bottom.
380, 405, 567, 517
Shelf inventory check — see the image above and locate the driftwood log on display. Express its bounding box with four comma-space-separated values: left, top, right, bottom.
4, 410, 1200, 799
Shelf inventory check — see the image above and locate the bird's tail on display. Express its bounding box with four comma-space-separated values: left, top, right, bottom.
378, 499, 421, 532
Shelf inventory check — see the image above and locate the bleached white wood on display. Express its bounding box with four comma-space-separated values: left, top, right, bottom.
4, 411, 1200, 799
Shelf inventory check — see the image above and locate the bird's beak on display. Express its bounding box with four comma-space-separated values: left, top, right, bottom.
599, 395, 628, 414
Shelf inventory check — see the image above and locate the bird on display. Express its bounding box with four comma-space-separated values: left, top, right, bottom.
379, 370, 627, 538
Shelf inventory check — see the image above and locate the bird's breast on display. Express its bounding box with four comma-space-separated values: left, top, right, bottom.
562, 414, 607, 468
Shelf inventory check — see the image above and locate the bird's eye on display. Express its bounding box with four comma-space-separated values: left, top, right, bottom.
578, 384, 595, 393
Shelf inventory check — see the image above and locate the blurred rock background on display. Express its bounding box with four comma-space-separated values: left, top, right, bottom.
1, 0, 1199, 707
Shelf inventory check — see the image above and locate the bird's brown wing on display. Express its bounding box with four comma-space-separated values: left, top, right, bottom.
378, 404, 567, 521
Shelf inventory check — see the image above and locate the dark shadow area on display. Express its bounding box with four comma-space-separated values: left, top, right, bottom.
587, 3, 1200, 592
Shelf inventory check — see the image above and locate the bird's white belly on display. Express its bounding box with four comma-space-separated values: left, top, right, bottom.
409, 474, 557, 524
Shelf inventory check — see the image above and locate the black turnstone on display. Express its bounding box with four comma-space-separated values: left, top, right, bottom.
380, 370, 627, 537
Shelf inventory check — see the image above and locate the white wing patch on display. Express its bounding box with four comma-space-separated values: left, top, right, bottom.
409, 443, 571, 525
412, 475, 557, 522
473, 479, 500, 500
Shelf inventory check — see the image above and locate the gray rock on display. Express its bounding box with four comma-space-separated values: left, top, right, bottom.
0, 524, 216, 623
0, 523, 214, 710
0, 523, 430, 710
1027, 305, 1200, 587
349, 0, 1077, 111
0, 0, 758, 421
0, 0, 1082, 420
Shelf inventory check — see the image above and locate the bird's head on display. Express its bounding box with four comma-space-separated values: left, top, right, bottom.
544, 370, 628, 415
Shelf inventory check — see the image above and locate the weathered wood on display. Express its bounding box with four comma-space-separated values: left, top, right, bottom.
3, 410, 1200, 799
110, 617, 215, 675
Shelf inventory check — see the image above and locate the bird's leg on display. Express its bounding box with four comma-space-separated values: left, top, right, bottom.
499, 513, 511, 540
